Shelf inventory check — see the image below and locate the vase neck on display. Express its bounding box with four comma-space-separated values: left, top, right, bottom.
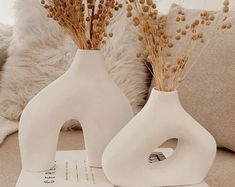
147, 88, 181, 108
68, 49, 107, 78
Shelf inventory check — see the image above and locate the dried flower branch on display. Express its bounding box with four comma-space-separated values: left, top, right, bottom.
127, 0, 232, 91
41, 0, 122, 50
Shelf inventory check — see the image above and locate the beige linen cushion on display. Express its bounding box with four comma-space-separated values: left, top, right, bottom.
163, 4, 235, 152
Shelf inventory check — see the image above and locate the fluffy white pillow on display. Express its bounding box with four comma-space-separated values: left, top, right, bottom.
0, 0, 150, 130
0, 23, 12, 69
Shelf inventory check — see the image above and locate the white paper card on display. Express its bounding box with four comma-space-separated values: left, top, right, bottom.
16, 149, 174, 187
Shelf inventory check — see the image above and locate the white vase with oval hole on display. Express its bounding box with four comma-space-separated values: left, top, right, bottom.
19, 49, 134, 172
102, 88, 216, 187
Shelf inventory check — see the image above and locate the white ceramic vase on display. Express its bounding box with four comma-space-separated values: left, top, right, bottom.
19, 49, 134, 172
102, 88, 216, 187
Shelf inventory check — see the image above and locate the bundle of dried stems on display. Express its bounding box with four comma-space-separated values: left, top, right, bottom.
127, 0, 232, 91
41, 0, 123, 50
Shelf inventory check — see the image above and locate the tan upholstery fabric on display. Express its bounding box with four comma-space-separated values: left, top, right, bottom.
0, 132, 235, 187
164, 4, 235, 152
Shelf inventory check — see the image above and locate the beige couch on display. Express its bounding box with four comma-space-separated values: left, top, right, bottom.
0, 131, 234, 187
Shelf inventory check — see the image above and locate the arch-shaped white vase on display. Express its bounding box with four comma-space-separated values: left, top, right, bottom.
102, 88, 216, 187
19, 49, 134, 172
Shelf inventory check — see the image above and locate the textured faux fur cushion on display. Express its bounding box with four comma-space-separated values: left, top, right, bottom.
0, 23, 12, 70
0, 0, 150, 138
0, 24, 18, 144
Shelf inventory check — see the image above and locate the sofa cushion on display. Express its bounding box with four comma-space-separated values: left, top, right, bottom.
163, 4, 235, 152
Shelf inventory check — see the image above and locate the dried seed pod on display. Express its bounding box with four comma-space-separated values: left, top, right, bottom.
205, 16, 209, 21
127, 11, 132, 17
181, 16, 186, 21
152, 4, 156, 9
109, 33, 113, 37
142, 5, 149, 12
198, 33, 203, 38
178, 10, 183, 15
223, 6, 229, 13
222, 24, 227, 29
168, 43, 173, 48
127, 4, 133, 11
209, 15, 215, 21
177, 28, 181, 33
204, 11, 209, 16
175, 35, 181, 40
176, 17, 180, 22
133, 17, 140, 26
171, 67, 177, 73
224, 0, 229, 6
136, 52, 142, 58
227, 23, 232, 29
138, 35, 143, 41
191, 35, 198, 40
147, 0, 153, 6
181, 30, 187, 35
194, 19, 200, 26
152, 15, 157, 20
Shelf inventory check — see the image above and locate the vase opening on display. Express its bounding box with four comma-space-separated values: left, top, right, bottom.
153, 87, 177, 94
74, 49, 103, 62
78, 49, 101, 52
148, 87, 181, 107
